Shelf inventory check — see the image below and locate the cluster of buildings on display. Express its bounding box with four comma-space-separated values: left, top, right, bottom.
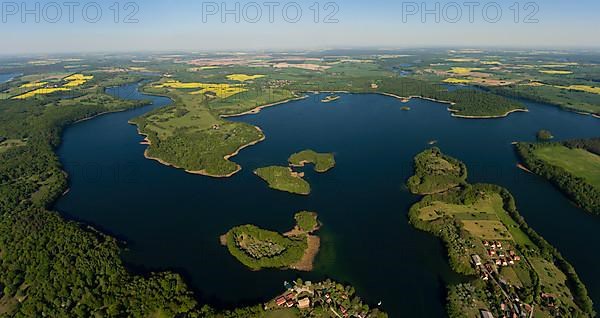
267, 79, 292, 89
274, 292, 311, 309
268, 280, 375, 318
483, 241, 522, 268
272, 281, 315, 310
472, 241, 533, 318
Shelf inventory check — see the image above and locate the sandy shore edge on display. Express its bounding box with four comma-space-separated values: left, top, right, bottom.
290, 235, 320, 272
516, 163, 534, 174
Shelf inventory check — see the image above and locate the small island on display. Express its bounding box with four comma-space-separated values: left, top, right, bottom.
288, 149, 336, 173
254, 166, 311, 195
401, 106, 411, 111
406, 147, 468, 195
536, 129, 554, 141
321, 95, 340, 103
221, 212, 320, 271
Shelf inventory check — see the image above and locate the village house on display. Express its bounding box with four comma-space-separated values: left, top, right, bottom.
480, 310, 494, 318
297, 297, 311, 309
472, 254, 483, 267
275, 297, 286, 307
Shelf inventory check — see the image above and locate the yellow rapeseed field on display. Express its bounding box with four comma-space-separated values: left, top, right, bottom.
19, 82, 48, 88
156, 81, 247, 98
558, 85, 600, 95
443, 78, 472, 84
63, 74, 94, 87
446, 58, 479, 63
64, 74, 94, 81
226, 74, 265, 82
449, 67, 483, 75
64, 80, 87, 87
13, 88, 70, 99
12, 73, 93, 99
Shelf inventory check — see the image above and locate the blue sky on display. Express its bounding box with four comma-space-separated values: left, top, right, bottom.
2, 0, 599, 54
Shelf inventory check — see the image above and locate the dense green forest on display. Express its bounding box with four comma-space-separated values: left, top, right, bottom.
407, 147, 468, 195
564, 138, 600, 155
516, 139, 600, 214
490, 84, 600, 117
376, 78, 525, 117
0, 80, 213, 317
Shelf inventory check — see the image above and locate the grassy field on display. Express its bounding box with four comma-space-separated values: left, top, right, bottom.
288, 150, 335, 173
0, 139, 26, 153
254, 166, 311, 195
461, 220, 512, 240
415, 192, 537, 246
533, 145, 600, 189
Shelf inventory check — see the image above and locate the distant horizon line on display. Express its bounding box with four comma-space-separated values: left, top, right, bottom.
3, 46, 600, 58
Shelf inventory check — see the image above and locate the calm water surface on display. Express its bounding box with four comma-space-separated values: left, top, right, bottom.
55, 84, 600, 317
0, 73, 21, 83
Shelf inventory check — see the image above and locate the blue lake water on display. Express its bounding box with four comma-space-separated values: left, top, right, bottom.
0, 73, 21, 83
55, 84, 600, 317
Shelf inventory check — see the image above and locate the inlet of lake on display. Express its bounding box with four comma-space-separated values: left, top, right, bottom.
54, 83, 600, 317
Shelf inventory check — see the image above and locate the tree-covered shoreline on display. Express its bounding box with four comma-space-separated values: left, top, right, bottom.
516, 138, 600, 215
